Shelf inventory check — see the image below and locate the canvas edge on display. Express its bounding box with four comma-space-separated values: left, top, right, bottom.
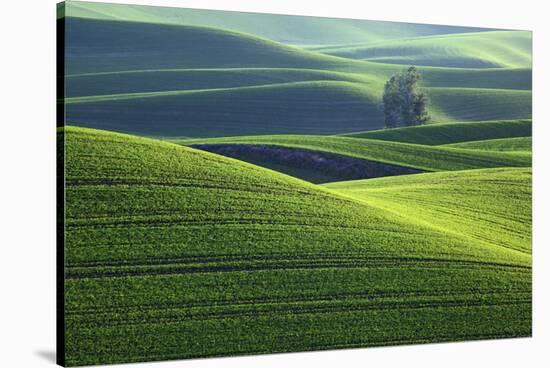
56, 2, 66, 366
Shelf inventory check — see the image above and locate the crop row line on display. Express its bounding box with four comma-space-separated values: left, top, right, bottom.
67, 288, 530, 314
66, 254, 528, 268
65, 257, 531, 279
67, 295, 531, 328
65, 177, 315, 196
66, 298, 531, 329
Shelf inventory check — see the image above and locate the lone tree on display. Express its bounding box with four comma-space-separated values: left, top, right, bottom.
382, 66, 430, 128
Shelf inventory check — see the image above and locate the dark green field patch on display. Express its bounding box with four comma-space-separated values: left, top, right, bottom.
191, 144, 422, 183
342, 119, 532, 145
179, 134, 531, 171
65, 82, 385, 137
64, 68, 374, 97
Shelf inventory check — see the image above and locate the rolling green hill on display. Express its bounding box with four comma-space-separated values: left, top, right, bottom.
62, 15, 531, 91
64, 68, 373, 97
444, 137, 532, 151
62, 126, 530, 366
64, 17, 353, 74
418, 67, 531, 90
323, 168, 532, 253
314, 31, 532, 68
65, 81, 385, 136
179, 135, 531, 171
65, 82, 532, 137
62, 17, 532, 137
58, 3, 532, 365
426, 88, 531, 122
63, 17, 531, 90
342, 119, 532, 145
63, 0, 497, 46
65, 66, 531, 98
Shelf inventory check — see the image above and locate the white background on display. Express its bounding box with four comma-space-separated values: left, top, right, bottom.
1, 0, 548, 367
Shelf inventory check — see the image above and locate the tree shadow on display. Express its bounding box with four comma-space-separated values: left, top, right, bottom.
35, 350, 56, 364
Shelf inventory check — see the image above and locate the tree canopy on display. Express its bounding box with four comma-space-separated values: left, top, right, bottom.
383, 66, 430, 128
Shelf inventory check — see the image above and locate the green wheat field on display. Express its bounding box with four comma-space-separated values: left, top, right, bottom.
58, 1, 532, 366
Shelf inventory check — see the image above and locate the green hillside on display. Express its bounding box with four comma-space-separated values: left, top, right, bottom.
58, 3, 532, 365
65, 81, 385, 136
324, 168, 531, 253
179, 135, 531, 171
343, 119, 532, 145
64, 17, 353, 74
63, 17, 531, 91
65, 66, 531, 98
62, 126, 530, 366
64, 0, 496, 46
62, 17, 532, 137
65, 82, 532, 137
445, 137, 532, 151
419, 67, 531, 90
314, 31, 532, 68
427, 88, 531, 122
65, 68, 373, 97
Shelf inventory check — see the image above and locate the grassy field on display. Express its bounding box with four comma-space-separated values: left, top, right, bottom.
64, 68, 373, 97
445, 137, 532, 151
65, 81, 385, 136
64, 16, 520, 81
418, 67, 531, 90
342, 119, 532, 145
59, 4, 532, 366
426, 87, 531, 122
312, 31, 532, 68
323, 168, 531, 253
62, 15, 532, 137
65, 66, 531, 99
65, 83, 531, 137
62, 126, 531, 366
64, 17, 354, 74
179, 134, 531, 172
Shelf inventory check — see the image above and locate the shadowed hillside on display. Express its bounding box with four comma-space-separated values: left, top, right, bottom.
62, 16, 532, 137
65, 81, 384, 136
179, 134, 531, 171
65, 17, 351, 74
342, 119, 532, 145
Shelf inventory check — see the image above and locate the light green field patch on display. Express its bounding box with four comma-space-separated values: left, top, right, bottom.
444, 137, 532, 152
323, 168, 532, 254
62, 126, 531, 366
314, 31, 532, 69
426, 87, 531, 123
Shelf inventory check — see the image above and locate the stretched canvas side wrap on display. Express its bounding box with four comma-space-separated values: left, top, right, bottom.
56, 1, 533, 366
